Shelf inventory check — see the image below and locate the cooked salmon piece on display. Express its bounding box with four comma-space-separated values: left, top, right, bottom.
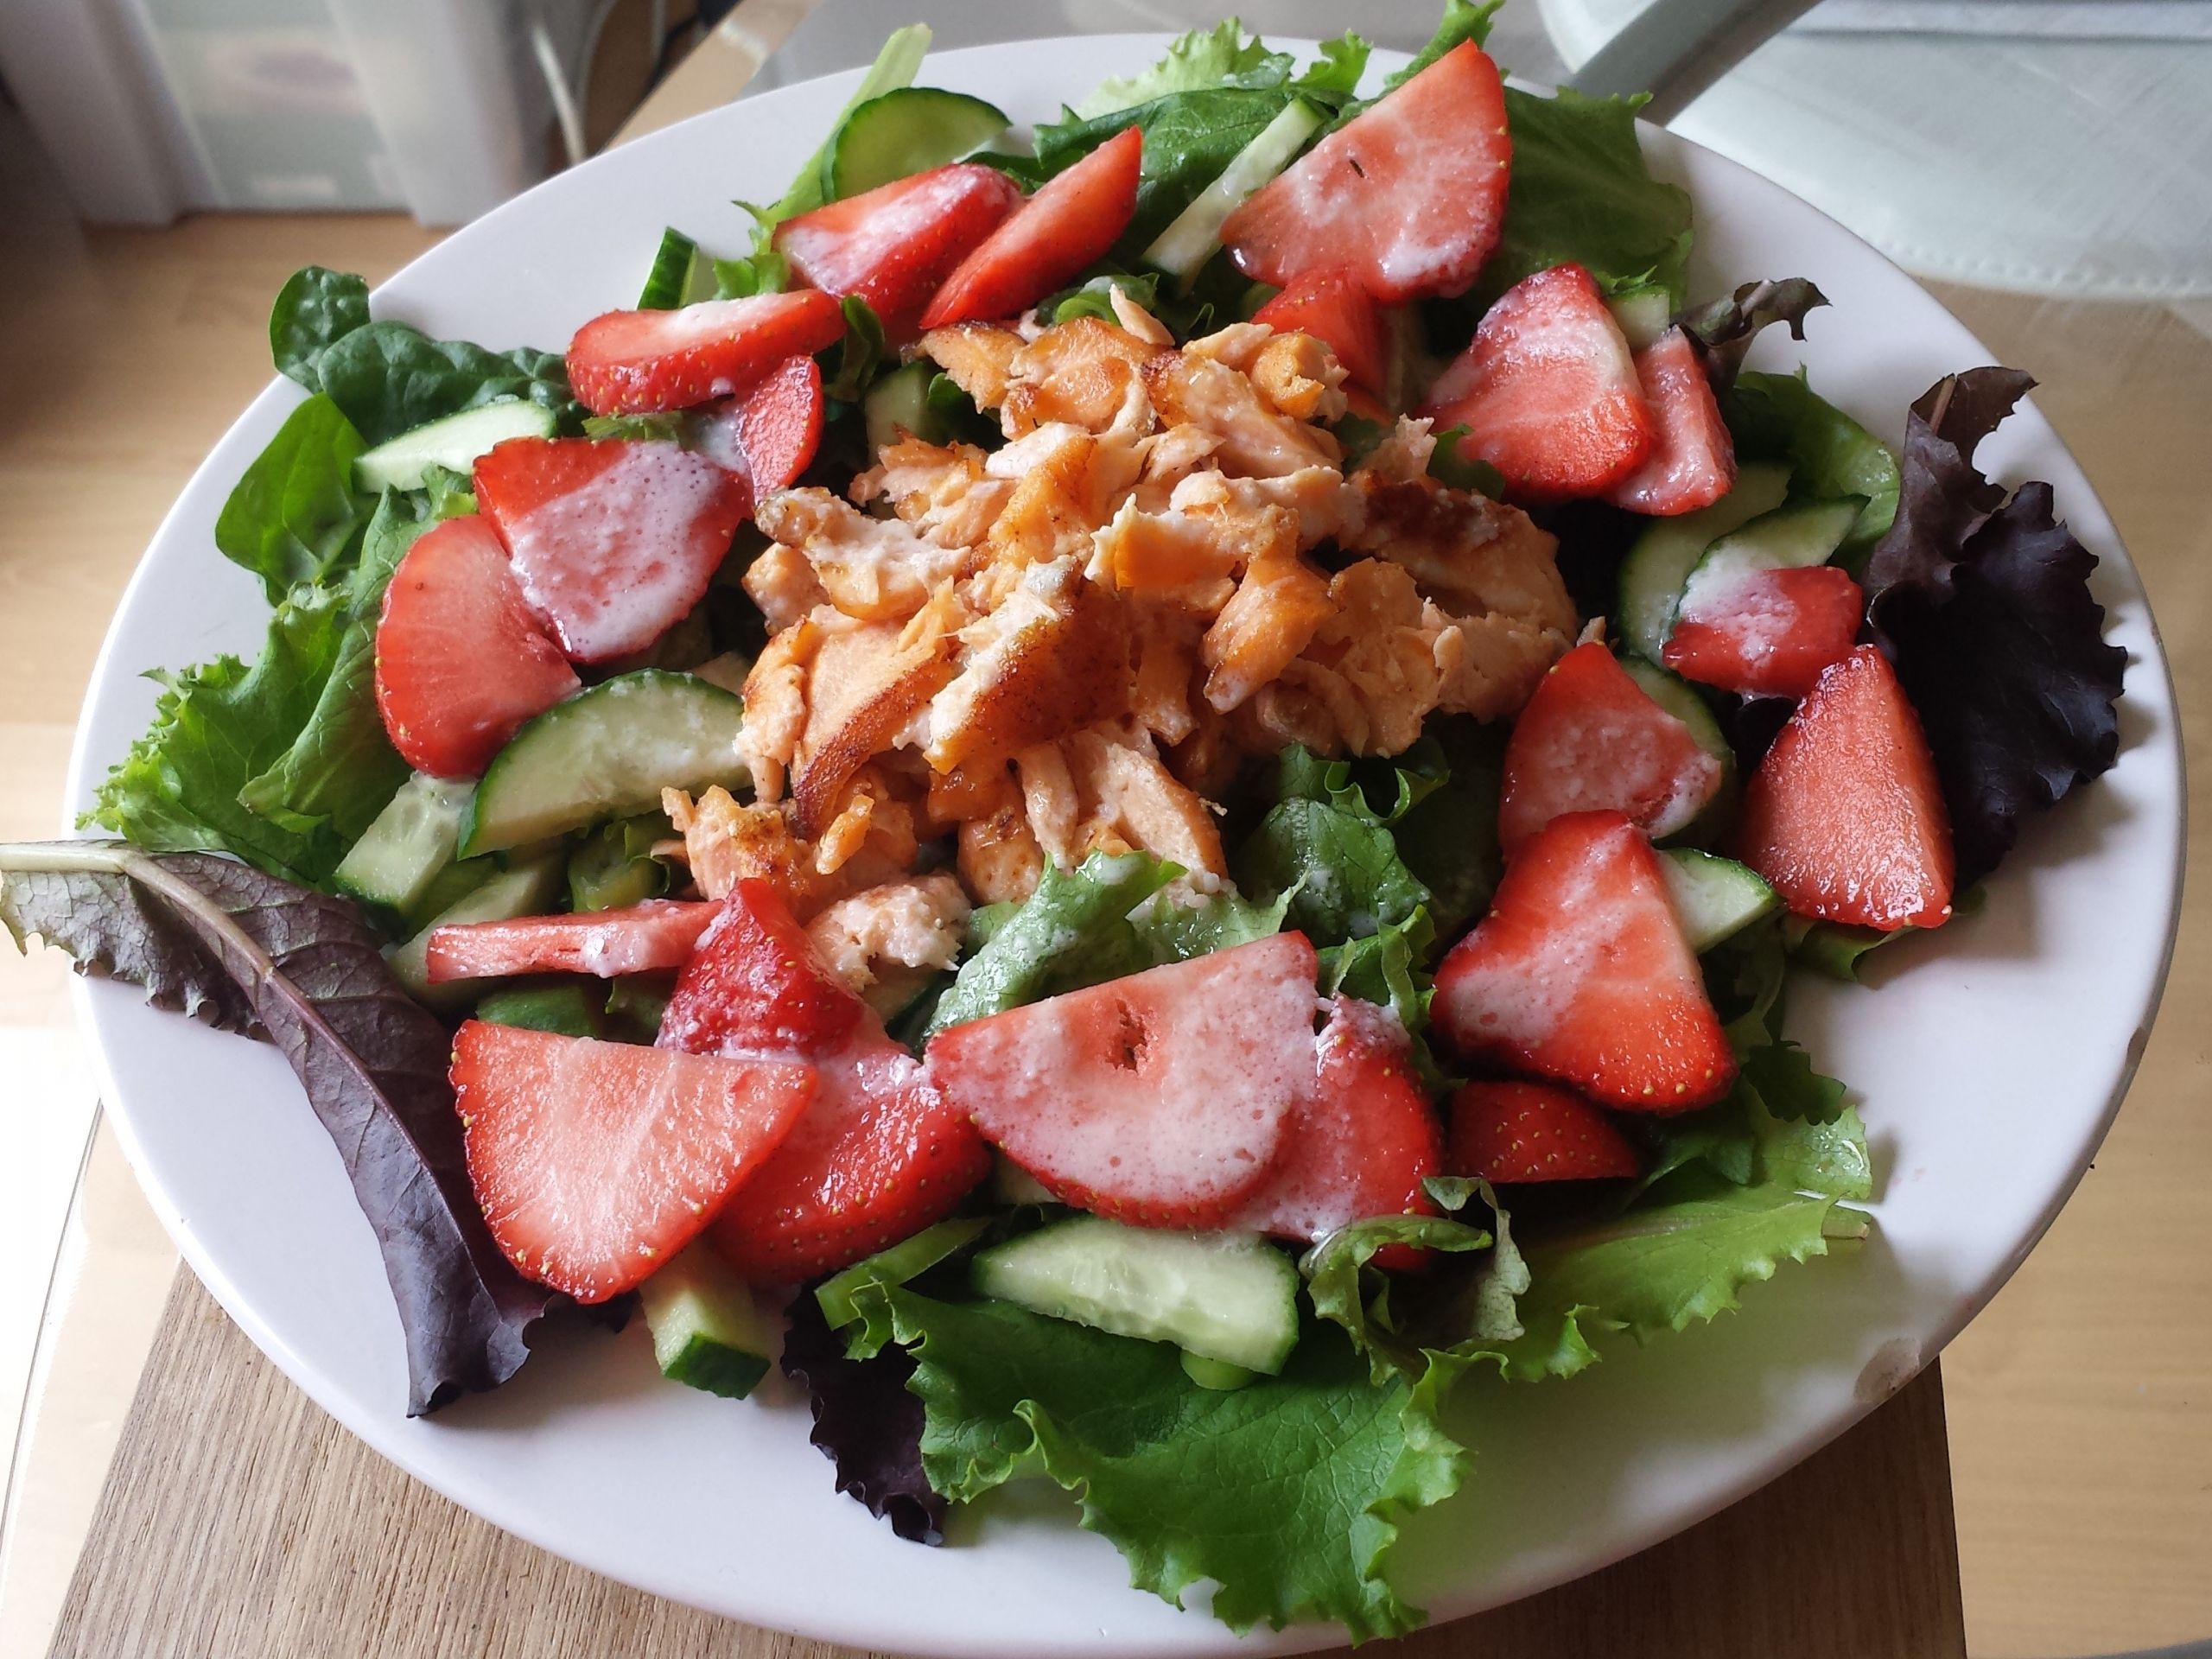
664, 787, 830, 914
956, 770, 1045, 904
1249, 332, 1349, 423
852, 436, 1011, 549
1169, 465, 1355, 547
804, 872, 971, 1017
1062, 725, 1228, 878
1127, 607, 1204, 747
1428, 608, 1572, 723
925, 558, 1129, 774
742, 542, 831, 632
1200, 513, 1333, 714
1342, 472, 1573, 635
1087, 499, 1243, 610
979, 429, 1139, 573
918, 321, 1023, 411
1002, 316, 1166, 435
737, 615, 823, 802
757, 488, 968, 622
1142, 351, 1341, 478
790, 605, 961, 840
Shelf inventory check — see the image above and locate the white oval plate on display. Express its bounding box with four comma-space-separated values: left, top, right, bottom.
66, 35, 2183, 1658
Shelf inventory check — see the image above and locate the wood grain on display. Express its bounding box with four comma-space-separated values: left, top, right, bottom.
46, 1274, 1964, 1659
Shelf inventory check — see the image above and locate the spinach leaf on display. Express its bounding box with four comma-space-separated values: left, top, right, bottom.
0, 842, 556, 1414
1484, 88, 1694, 304
236, 492, 432, 844
213, 394, 372, 602
316, 321, 580, 447
270, 266, 371, 391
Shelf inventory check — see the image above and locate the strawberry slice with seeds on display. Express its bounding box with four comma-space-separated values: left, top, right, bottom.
662, 881, 988, 1282
1498, 641, 1726, 857
1433, 810, 1735, 1111
373, 514, 579, 779
1253, 265, 1391, 396
1224, 995, 1440, 1265
473, 436, 752, 663
1223, 41, 1510, 304
566, 289, 846, 416
1447, 1081, 1640, 1184
658, 879, 863, 1058
426, 900, 718, 984
1421, 263, 1656, 503
926, 931, 1321, 1229
1738, 644, 1955, 931
1663, 563, 1866, 700
1604, 328, 1737, 516
453, 1020, 814, 1303
774, 163, 1024, 335
919, 125, 1142, 329
690, 355, 823, 506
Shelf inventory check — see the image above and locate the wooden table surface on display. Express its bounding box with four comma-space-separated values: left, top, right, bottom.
5, 12, 2208, 1657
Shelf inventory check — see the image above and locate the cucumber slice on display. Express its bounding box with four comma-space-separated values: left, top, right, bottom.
824, 86, 1010, 200
475, 982, 604, 1038
1622, 658, 1736, 846
408, 856, 497, 929
972, 1217, 1300, 1375
1615, 461, 1791, 662
568, 814, 672, 912
1180, 1351, 1259, 1391
638, 227, 717, 310
863, 361, 944, 454
353, 399, 556, 493
387, 848, 565, 1005
604, 973, 673, 1042
334, 772, 474, 920
1608, 283, 1674, 351
459, 671, 748, 859
1662, 848, 1780, 953
639, 1243, 776, 1400
989, 1154, 1058, 1208
815, 1216, 989, 1330
1143, 98, 1324, 284
1672, 494, 1867, 632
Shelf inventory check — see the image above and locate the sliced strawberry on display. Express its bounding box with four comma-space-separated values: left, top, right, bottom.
774, 163, 1024, 334
452, 1020, 814, 1302
1738, 645, 1954, 931
1447, 1081, 1639, 1184
918, 125, 1141, 329
1253, 265, 1391, 396
1224, 995, 1440, 1266
425, 900, 718, 984
1222, 41, 1510, 304
662, 881, 988, 1281
373, 514, 579, 779
1433, 810, 1736, 1111
1604, 328, 1737, 516
925, 931, 1321, 1229
1498, 641, 1726, 857
1421, 263, 1656, 504
690, 355, 823, 505
473, 436, 752, 663
658, 880, 863, 1057
566, 289, 846, 416
1663, 563, 1866, 700
708, 1036, 989, 1283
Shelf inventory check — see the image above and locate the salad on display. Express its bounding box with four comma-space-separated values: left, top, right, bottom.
0, 5, 2130, 1642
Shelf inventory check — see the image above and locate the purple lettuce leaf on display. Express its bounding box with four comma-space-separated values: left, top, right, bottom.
0, 840, 552, 1414
1862, 370, 2127, 886
780, 1286, 945, 1545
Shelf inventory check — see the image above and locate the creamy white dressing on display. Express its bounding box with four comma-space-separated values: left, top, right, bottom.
506, 445, 734, 661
